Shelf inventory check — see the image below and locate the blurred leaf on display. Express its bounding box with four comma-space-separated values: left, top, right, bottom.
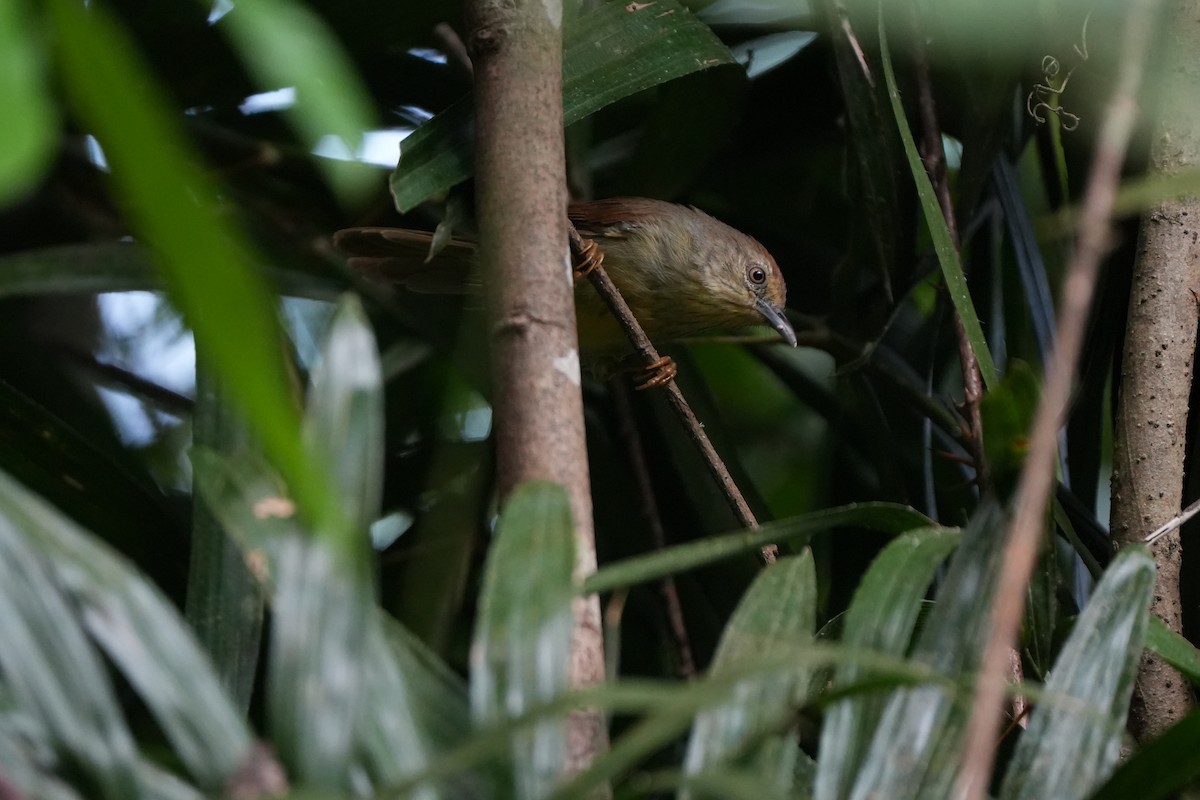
683, 552, 818, 797
585, 502, 936, 594
848, 500, 1007, 800
0, 243, 155, 298
0, 0, 56, 205
0, 473, 139, 800
0, 242, 339, 301
391, 0, 738, 211
186, 368, 264, 715
267, 535, 372, 789
999, 547, 1154, 800
49, 0, 346, 541
303, 294, 384, 535
0, 469, 255, 790
814, 526, 961, 800
877, 6, 997, 388
1145, 614, 1200, 685
218, 0, 377, 202
471, 481, 576, 799
193, 445, 471, 796
365, 617, 481, 796
1087, 707, 1200, 800
980, 360, 1039, 492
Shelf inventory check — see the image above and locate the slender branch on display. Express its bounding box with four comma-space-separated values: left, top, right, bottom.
568, 226, 777, 563
909, 3, 990, 490
610, 381, 696, 679
955, 0, 1158, 795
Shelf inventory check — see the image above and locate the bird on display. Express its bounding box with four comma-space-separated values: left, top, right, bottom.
334, 197, 795, 381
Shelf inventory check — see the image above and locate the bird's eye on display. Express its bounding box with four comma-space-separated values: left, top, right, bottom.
747, 264, 768, 285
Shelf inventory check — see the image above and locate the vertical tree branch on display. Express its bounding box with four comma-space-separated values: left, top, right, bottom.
955, 0, 1159, 796
1110, 0, 1200, 741
466, 0, 608, 775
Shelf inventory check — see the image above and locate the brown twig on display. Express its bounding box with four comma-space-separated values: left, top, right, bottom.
909, 3, 990, 491
955, 0, 1158, 795
568, 227, 777, 563
610, 380, 696, 679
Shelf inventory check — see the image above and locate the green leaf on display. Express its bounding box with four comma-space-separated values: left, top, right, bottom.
683, 552, 819, 798
584, 502, 935, 595
1087, 708, 1200, 800
267, 535, 373, 790
0, 242, 340, 301
1145, 614, 1200, 685
218, 0, 377, 202
814, 527, 961, 800
186, 368, 264, 715
0, 469, 255, 790
471, 481, 577, 799
0, 0, 56, 205
303, 294, 384, 535
193, 446, 472, 795
848, 501, 1008, 800
980, 361, 1040, 491
0, 474, 139, 800
48, 0, 346, 543
362, 617, 479, 796
390, 0, 738, 211
877, 6, 998, 388
999, 547, 1154, 800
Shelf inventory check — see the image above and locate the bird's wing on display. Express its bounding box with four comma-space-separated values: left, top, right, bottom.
333, 227, 477, 295
568, 198, 674, 239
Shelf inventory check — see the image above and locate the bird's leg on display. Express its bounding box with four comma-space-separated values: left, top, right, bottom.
571, 236, 604, 281
634, 356, 677, 391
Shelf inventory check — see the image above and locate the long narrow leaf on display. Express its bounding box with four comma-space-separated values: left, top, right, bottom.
187, 367, 264, 715
0, 469, 255, 790
0, 474, 139, 800
682, 552, 819, 798
471, 481, 577, 800
585, 503, 934, 594
303, 294, 384, 536
877, 7, 998, 388
999, 548, 1154, 800
814, 527, 961, 800
48, 0, 345, 540
1144, 613, 1200, 685
848, 501, 1008, 800
218, 0, 376, 201
267, 536, 373, 790
0, 0, 56, 203
1087, 707, 1200, 800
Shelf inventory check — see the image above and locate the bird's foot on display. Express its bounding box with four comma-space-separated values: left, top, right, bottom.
571, 237, 604, 281
634, 356, 677, 390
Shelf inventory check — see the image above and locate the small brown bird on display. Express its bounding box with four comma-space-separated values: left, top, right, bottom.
334, 197, 795, 364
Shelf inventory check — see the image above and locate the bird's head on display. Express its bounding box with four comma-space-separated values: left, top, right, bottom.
687, 223, 796, 348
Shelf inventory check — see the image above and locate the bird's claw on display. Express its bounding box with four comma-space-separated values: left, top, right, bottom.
572, 238, 604, 281
634, 356, 677, 390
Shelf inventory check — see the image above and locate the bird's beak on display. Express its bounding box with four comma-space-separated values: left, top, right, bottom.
755, 298, 797, 347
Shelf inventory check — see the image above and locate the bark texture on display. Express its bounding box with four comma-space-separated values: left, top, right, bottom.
1110, 0, 1200, 741
467, 0, 608, 775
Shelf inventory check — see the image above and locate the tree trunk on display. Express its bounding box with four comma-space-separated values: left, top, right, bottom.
1111, 0, 1200, 741
467, 0, 608, 775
